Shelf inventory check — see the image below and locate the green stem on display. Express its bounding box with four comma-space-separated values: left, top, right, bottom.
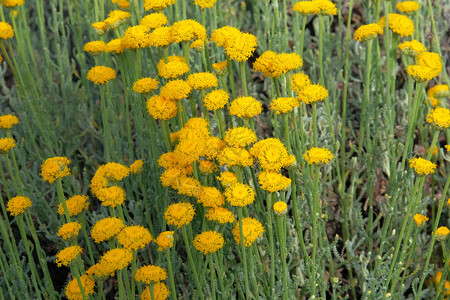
166, 249, 177, 300
182, 226, 204, 300
237, 207, 251, 299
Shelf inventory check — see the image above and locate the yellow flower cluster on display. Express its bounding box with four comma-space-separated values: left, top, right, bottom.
291, 73, 311, 94
212, 60, 227, 75
0, 114, 19, 129
229, 96, 262, 118
2, 0, 24, 7
121, 25, 150, 49
57, 222, 82, 241
408, 157, 436, 176
65, 275, 95, 300
133, 77, 159, 94
426, 107, 450, 129
7, 196, 32, 216
155, 231, 174, 251
147, 95, 178, 120
90, 162, 130, 207
117, 226, 153, 251
160, 80, 192, 101
90, 217, 125, 243
193, 231, 225, 254
224, 127, 257, 148
293, 0, 337, 16
303, 147, 333, 165
273, 201, 288, 216
217, 146, 253, 167
253, 51, 303, 77
270, 97, 300, 114
41, 157, 71, 183
58, 195, 89, 216
129, 159, 144, 174
399, 40, 426, 57
106, 38, 125, 54
0, 137, 15, 153
55, 245, 83, 267
83, 41, 106, 55
134, 265, 167, 284
413, 214, 428, 228
144, 0, 175, 12
98, 248, 133, 275
250, 138, 292, 172
92, 22, 108, 35
140, 13, 168, 30
104, 10, 131, 29
140, 283, 170, 300
0, 22, 14, 39
378, 14, 414, 37
87, 66, 116, 84
258, 171, 291, 192
197, 187, 225, 208
435, 226, 450, 241
148, 26, 174, 47
203, 89, 229, 110
211, 26, 258, 62
224, 182, 255, 207
232, 217, 265, 247
354, 23, 383, 42
396, 1, 419, 15
194, 0, 217, 9
164, 202, 195, 228
427, 84, 449, 106
186, 72, 218, 90
199, 160, 216, 173
171, 19, 207, 43
297, 84, 328, 104
205, 207, 236, 224
216, 171, 238, 187
157, 56, 190, 79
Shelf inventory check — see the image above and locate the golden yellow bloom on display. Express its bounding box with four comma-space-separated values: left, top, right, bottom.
58, 195, 89, 216
224, 127, 257, 148
92, 22, 108, 35
158, 152, 182, 169
378, 14, 414, 37
174, 139, 206, 165
0, 114, 19, 129
273, 201, 288, 216
426, 107, 450, 129
293, 0, 337, 16
212, 60, 227, 76
193, 231, 225, 254
225, 182, 255, 207
408, 157, 436, 176
143, 0, 175, 11
148, 26, 173, 47
354, 23, 383, 42
0, 137, 15, 153
203, 136, 226, 160
99, 248, 133, 274
140, 12, 168, 30
105, 38, 125, 54
41, 157, 71, 183
250, 138, 290, 172
304, 147, 333, 165
117, 0, 130, 9
121, 25, 150, 49
435, 226, 450, 241
232, 217, 265, 247
218, 146, 253, 167
197, 187, 225, 208
224, 31, 258, 62
258, 171, 291, 192
399, 40, 426, 57
160, 79, 192, 101
160, 168, 184, 187
87, 66, 116, 84
55, 246, 82, 267
147, 95, 178, 120
253, 51, 303, 77
83, 41, 106, 56
433, 272, 450, 296
186, 72, 218, 90
95, 186, 126, 208
104, 10, 131, 29
270, 97, 300, 114
396, 1, 419, 15
129, 160, 144, 174
414, 214, 428, 228
140, 283, 170, 300
57, 222, 82, 241
90, 162, 130, 194
135, 265, 167, 284
174, 176, 202, 197
203, 89, 229, 110
0, 22, 14, 39
211, 26, 240, 47
194, 0, 216, 9
2, 0, 24, 7
417, 52, 442, 70
216, 171, 238, 187
6, 196, 31, 216
190, 38, 207, 51
155, 231, 174, 251
407, 65, 441, 82
157, 56, 189, 79
428, 85, 449, 99
165, 202, 195, 228
118, 226, 153, 251
205, 207, 235, 224
65, 275, 95, 300
177, 117, 211, 140
297, 84, 328, 104
229, 96, 262, 118
198, 160, 216, 174
427, 145, 439, 156
291, 73, 311, 94
133, 77, 159, 94
171, 19, 207, 43
91, 217, 125, 243
428, 96, 440, 107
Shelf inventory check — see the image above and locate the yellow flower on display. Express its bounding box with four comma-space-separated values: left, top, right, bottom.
0, 137, 15, 153
303, 147, 333, 165
83, 41, 106, 55
435, 226, 450, 241
428, 85, 449, 99
225, 182, 255, 207
134, 265, 167, 284
407, 65, 441, 82
41, 157, 71, 183
129, 160, 144, 174
171, 19, 207, 43
55, 246, 83, 267
174, 139, 206, 165
293, 0, 337, 16
396, 1, 419, 15
190, 38, 207, 52
2, 0, 24, 8
273, 201, 288, 216
139, 12, 168, 30
216, 171, 238, 187
140, 283, 170, 300
174, 176, 202, 197
291, 73, 311, 94
6, 196, 31, 216
121, 25, 150, 49
250, 138, 290, 172
426, 107, 450, 129
427, 145, 439, 156
58, 195, 89, 216
205, 207, 235, 224
218, 146, 253, 167
90, 162, 131, 194
193, 231, 225, 254
253, 51, 303, 77
148, 26, 173, 47
0, 114, 19, 129
229, 96, 262, 118
65, 275, 95, 300
104, 10, 131, 29
232, 217, 265, 247
147, 95, 178, 120
224, 31, 258, 62
87, 66, 116, 84
0, 22, 14, 39
143, 0, 175, 11
413, 214, 428, 228
353, 23, 383, 42
157, 56, 189, 79
160, 79, 192, 101
194, 0, 216, 9
118, 226, 153, 251
197, 187, 225, 208
92, 22, 108, 35
408, 157, 436, 176
211, 26, 240, 48
258, 171, 291, 192
399, 40, 426, 57
223, 127, 257, 148
155, 231, 174, 251
203, 89, 229, 110
164, 202, 195, 228
57, 222, 82, 241
270, 97, 300, 114
133, 77, 159, 94
378, 14, 414, 37
203, 136, 226, 160
117, 0, 130, 9
212, 60, 227, 76
99, 248, 133, 274
90, 217, 125, 243
160, 168, 184, 187
186, 72, 218, 90
105, 38, 125, 54
95, 186, 126, 208
158, 152, 182, 169
297, 84, 328, 104
198, 160, 216, 174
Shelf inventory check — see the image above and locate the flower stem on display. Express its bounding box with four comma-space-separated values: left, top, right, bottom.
166, 249, 177, 300
237, 207, 251, 299
182, 226, 204, 300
